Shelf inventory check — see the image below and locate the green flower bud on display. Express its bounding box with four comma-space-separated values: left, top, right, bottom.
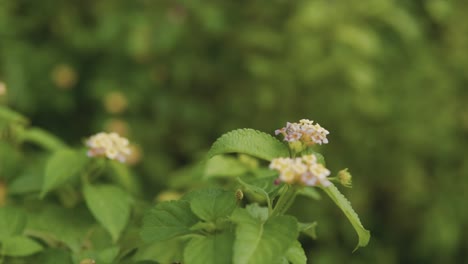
338, 168, 352, 188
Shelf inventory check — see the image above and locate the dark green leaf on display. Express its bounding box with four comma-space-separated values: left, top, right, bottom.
184, 230, 235, 264
188, 188, 237, 222
140, 200, 199, 243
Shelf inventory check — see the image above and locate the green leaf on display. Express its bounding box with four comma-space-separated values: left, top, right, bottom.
133, 237, 186, 263
26, 205, 95, 253
41, 149, 88, 197
285, 241, 307, 264
19, 127, 67, 151
204, 155, 249, 179
298, 222, 318, 239
237, 178, 271, 208
84, 184, 133, 242
1, 236, 43, 256
184, 230, 235, 264
188, 188, 237, 222
72, 246, 119, 264
297, 187, 322, 200
34, 249, 73, 264
0, 105, 28, 125
208, 129, 289, 161
0, 207, 27, 240
140, 200, 199, 243
108, 161, 142, 196
231, 208, 298, 264
245, 203, 269, 222
321, 184, 370, 251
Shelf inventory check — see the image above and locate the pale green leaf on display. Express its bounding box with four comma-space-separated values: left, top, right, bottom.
19, 127, 67, 151
204, 155, 249, 179
84, 184, 133, 242
188, 188, 237, 222
285, 241, 307, 264
41, 149, 88, 197
140, 200, 199, 243
245, 203, 269, 223
297, 187, 321, 200
321, 184, 370, 251
184, 230, 234, 264
0, 207, 27, 240
208, 129, 289, 161
231, 208, 298, 264
1, 236, 43, 256
237, 178, 271, 208
72, 246, 119, 264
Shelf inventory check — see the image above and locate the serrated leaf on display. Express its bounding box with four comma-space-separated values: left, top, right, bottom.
41, 149, 88, 197
188, 188, 237, 222
19, 127, 67, 151
1, 236, 43, 256
84, 184, 133, 242
285, 241, 307, 264
237, 178, 271, 208
184, 230, 234, 264
298, 222, 318, 239
231, 208, 298, 264
208, 129, 289, 161
140, 200, 199, 243
0, 207, 27, 240
245, 204, 269, 222
321, 184, 370, 251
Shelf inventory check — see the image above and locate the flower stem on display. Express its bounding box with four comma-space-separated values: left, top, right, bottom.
272, 185, 297, 216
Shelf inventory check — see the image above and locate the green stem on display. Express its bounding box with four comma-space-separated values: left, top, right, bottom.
272, 185, 298, 216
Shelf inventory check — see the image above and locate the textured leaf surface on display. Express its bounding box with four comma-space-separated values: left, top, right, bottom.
189, 188, 237, 221
84, 184, 133, 242
184, 230, 234, 264
141, 200, 199, 243
204, 155, 248, 179
1, 236, 43, 256
231, 208, 298, 264
41, 149, 87, 197
133, 237, 185, 263
208, 129, 289, 161
322, 184, 370, 251
285, 241, 307, 264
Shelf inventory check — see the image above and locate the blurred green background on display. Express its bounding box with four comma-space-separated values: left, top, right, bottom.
1, 0, 468, 263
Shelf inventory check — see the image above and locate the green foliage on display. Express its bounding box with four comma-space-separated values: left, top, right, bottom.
83, 184, 133, 242
41, 149, 87, 197
208, 129, 289, 161
0, 207, 27, 240
187, 188, 237, 222
4, 0, 465, 261
1, 236, 43, 257
140, 200, 199, 243
183, 231, 235, 264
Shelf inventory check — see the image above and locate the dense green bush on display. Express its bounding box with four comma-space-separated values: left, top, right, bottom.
1, 0, 468, 263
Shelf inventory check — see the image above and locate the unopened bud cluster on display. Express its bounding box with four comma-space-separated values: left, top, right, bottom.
275, 119, 329, 145
269, 154, 331, 187
86, 132, 131, 163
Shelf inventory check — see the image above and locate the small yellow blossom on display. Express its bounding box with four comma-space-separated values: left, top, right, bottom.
275, 119, 329, 146
269, 154, 331, 187
86, 132, 131, 163
337, 168, 352, 188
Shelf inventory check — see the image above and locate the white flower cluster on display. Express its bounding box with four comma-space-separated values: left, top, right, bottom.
275, 119, 329, 145
269, 154, 331, 187
86, 132, 131, 163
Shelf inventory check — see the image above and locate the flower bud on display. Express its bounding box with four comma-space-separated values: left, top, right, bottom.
338, 168, 352, 188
